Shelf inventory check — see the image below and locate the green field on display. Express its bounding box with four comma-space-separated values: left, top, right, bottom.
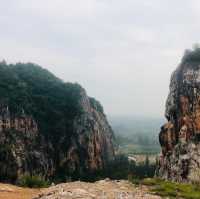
118, 143, 160, 155
110, 116, 162, 156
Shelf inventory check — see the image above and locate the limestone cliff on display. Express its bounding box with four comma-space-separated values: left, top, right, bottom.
157, 48, 200, 182
0, 62, 115, 183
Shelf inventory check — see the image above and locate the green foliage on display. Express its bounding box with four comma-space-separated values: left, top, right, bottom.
89, 97, 104, 113
18, 175, 50, 188
113, 117, 161, 155
139, 178, 200, 199
129, 177, 141, 185
182, 45, 200, 64
116, 134, 160, 155
0, 62, 84, 141
0, 61, 112, 182
0, 143, 18, 182
118, 143, 160, 155
82, 154, 156, 182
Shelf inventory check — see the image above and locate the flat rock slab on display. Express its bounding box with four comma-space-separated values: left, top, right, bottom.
33, 180, 161, 199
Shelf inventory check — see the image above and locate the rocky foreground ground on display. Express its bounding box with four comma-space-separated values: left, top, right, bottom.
0, 179, 162, 199
35, 179, 161, 199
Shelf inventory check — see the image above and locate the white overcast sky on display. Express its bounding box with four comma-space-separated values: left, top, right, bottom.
0, 0, 200, 118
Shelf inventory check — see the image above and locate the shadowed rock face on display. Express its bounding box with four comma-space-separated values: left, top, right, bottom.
157, 49, 200, 182
0, 104, 51, 182
0, 63, 115, 183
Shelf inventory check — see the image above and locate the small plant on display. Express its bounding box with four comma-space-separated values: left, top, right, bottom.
18, 174, 50, 188
129, 177, 141, 186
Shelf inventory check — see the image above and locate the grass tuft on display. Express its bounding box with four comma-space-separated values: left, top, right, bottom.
18, 175, 50, 188
133, 178, 200, 199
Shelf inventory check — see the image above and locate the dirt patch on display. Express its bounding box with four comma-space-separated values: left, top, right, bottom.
0, 183, 43, 199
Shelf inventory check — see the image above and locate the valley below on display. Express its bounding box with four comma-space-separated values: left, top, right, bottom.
110, 116, 162, 165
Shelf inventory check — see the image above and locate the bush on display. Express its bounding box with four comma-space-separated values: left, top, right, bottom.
18, 175, 50, 188
182, 46, 200, 64
82, 154, 156, 182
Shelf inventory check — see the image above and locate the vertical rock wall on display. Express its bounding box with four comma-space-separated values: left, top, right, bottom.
0, 88, 115, 183
157, 49, 200, 182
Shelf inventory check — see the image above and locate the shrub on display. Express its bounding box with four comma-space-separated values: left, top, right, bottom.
18, 175, 50, 188
182, 46, 200, 64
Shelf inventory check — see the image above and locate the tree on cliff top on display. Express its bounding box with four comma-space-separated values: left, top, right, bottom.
182, 44, 200, 64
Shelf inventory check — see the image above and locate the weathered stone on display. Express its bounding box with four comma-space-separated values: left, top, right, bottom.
0, 88, 115, 183
157, 49, 200, 182
33, 180, 161, 199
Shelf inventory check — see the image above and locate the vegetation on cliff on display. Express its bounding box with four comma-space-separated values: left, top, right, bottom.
182, 45, 200, 64
0, 61, 83, 139
0, 61, 115, 183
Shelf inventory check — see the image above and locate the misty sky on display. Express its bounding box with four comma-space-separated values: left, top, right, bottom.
0, 0, 200, 118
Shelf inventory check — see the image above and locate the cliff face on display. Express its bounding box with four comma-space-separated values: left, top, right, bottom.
57, 92, 115, 178
0, 104, 52, 182
157, 48, 200, 182
0, 62, 115, 183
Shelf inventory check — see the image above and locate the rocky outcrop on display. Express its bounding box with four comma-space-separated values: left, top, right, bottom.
56, 92, 115, 178
0, 180, 162, 199
0, 62, 115, 183
157, 48, 200, 182
0, 104, 52, 182
33, 179, 161, 199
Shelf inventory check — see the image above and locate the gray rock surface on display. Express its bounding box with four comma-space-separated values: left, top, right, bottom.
0, 88, 115, 183
157, 49, 200, 182
33, 180, 161, 199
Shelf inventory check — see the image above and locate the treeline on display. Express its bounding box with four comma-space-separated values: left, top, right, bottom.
17, 154, 157, 188
71, 154, 156, 182
116, 134, 159, 146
